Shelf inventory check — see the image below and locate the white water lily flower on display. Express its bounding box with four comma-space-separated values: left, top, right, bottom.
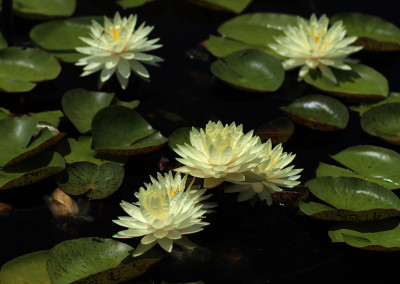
268, 14, 362, 84
225, 140, 302, 205
76, 12, 163, 89
174, 121, 268, 189
113, 172, 211, 256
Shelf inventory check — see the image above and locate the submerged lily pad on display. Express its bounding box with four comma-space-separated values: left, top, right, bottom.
56, 162, 124, 199
300, 176, 400, 221
0, 151, 65, 190
281, 95, 349, 131
30, 16, 102, 62
0, 118, 65, 167
0, 250, 50, 284
46, 237, 161, 284
91, 105, 168, 155
188, 0, 251, 13
57, 136, 128, 165
329, 219, 400, 251
304, 63, 389, 100
350, 92, 400, 115
211, 49, 284, 92
255, 117, 295, 144
0, 47, 61, 92
168, 127, 192, 150
360, 103, 400, 145
331, 13, 400, 51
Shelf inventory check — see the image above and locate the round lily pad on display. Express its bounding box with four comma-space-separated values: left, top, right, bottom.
168, 127, 192, 150
46, 237, 161, 284
206, 35, 258, 58
0, 151, 65, 190
13, 0, 76, 19
0, 250, 50, 284
211, 49, 284, 92
350, 92, 400, 116
300, 176, 400, 221
255, 117, 295, 144
329, 219, 400, 251
331, 13, 400, 51
187, 0, 251, 13
281, 94, 349, 131
56, 162, 124, 199
30, 16, 102, 63
304, 63, 389, 100
0, 47, 61, 92
360, 103, 400, 145
91, 105, 168, 155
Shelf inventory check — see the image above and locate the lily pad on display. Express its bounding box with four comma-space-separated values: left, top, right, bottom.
331, 13, 400, 51
329, 219, 400, 251
300, 176, 400, 221
0, 47, 61, 92
11, 0, 76, 19
0, 107, 12, 120
213, 13, 299, 59
255, 117, 295, 144
206, 35, 257, 58
0, 32, 7, 50
187, 0, 251, 14
360, 103, 400, 145
91, 105, 168, 155
211, 49, 284, 92
0, 250, 50, 284
57, 136, 128, 165
0, 151, 65, 190
0, 118, 65, 167
56, 161, 124, 199
117, 0, 154, 8
350, 92, 400, 115
281, 94, 349, 131
46, 237, 161, 284
30, 16, 102, 63
304, 63, 389, 100
168, 127, 192, 150
23, 110, 64, 128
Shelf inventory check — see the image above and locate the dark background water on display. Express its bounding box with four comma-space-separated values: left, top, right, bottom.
1, 0, 400, 283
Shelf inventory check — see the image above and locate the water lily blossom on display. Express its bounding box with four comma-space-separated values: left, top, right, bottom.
269, 14, 362, 84
76, 12, 163, 89
113, 172, 211, 256
174, 121, 268, 188
225, 140, 302, 205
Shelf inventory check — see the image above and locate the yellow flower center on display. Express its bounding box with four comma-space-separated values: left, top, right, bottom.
142, 190, 170, 221
106, 24, 122, 44
311, 28, 321, 43
168, 185, 180, 198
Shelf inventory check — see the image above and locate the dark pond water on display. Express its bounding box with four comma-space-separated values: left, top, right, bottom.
1, 0, 400, 283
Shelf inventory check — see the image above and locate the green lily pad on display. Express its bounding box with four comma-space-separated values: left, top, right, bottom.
329, 219, 400, 251
23, 110, 64, 128
331, 13, 400, 51
304, 63, 389, 100
187, 0, 251, 14
117, 0, 154, 8
62, 88, 115, 134
56, 161, 124, 199
281, 94, 349, 131
350, 92, 400, 115
206, 35, 257, 58
211, 49, 284, 92
0, 150, 65, 190
255, 117, 295, 144
0, 32, 7, 50
214, 13, 300, 59
46, 237, 161, 284
0, 250, 50, 284
11, 0, 76, 19
0, 107, 12, 120
30, 16, 102, 63
168, 127, 192, 150
360, 103, 400, 145
0, 47, 61, 92
57, 136, 128, 165
0, 118, 65, 167
91, 105, 168, 155
300, 176, 400, 221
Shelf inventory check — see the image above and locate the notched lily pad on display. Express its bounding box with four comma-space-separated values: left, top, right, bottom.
304, 63, 389, 101
211, 49, 284, 92
206, 35, 257, 58
350, 92, 400, 115
329, 219, 400, 251
300, 176, 400, 221
360, 103, 400, 145
281, 94, 349, 131
12, 0, 76, 19
91, 105, 168, 155
256, 117, 295, 144
22, 110, 64, 128
187, 0, 251, 14
0, 151, 65, 190
56, 162, 124, 199
331, 13, 400, 51
168, 127, 192, 150
0, 47, 61, 92
46, 237, 161, 284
